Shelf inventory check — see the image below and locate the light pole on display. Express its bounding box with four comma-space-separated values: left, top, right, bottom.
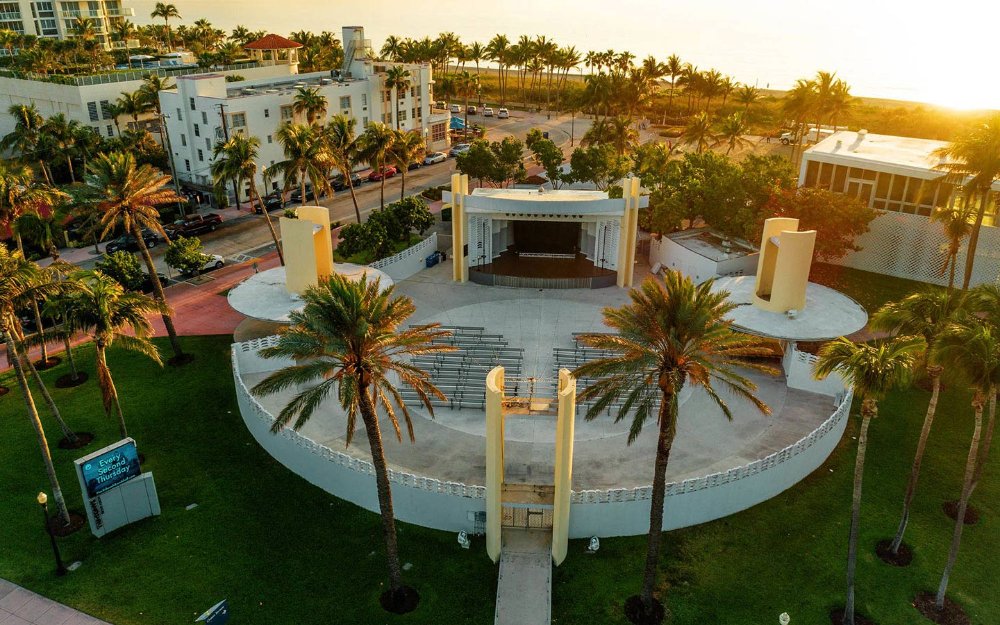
158, 112, 188, 217
36, 492, 67, 576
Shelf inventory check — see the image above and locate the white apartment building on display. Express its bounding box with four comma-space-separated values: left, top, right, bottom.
0, 0, 134, 47
159, 27, 450, 202
800, 130, 1000, 287
0, 62, 290, 141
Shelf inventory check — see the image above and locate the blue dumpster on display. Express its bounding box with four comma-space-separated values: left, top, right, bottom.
425, 252, 442, 268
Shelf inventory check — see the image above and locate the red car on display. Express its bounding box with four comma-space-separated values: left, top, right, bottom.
367, 166, 398, 182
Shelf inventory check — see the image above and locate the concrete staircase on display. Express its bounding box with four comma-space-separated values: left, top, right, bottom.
494, 529, 552, 625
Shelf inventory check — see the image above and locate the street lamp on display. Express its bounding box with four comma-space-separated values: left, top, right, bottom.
36, 492, 67, 576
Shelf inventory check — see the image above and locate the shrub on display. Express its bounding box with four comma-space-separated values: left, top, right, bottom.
96, 251, 145, 291
164, 236, 208, 276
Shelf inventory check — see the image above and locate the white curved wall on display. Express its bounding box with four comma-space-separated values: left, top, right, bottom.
233, 342, 852, 538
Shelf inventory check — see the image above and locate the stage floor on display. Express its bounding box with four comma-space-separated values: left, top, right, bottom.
474, 251, 615, 279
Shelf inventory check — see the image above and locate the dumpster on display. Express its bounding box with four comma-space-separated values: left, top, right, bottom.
425, 251, 442, 268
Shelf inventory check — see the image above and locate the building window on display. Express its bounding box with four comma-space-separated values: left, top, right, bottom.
231, 112, 246, 128
431, 122, 446, 142
362, 116, 368, 127
106, 125, 113, 137
189, 97, 196, 111
185, 159, 190, 171
267, 135, 272, 144
194, 124, 200, 137
411, 86, 417, 97
200, 111, 207, 125
197, 149, 204, 161
180, 134, 186, 146
361, 94, 367, 106
87, 101, 99, 122
264, 108, 270, 118
99, 100, 112, 120
280, 105, 293, 121
205, 137, 211, 152
176, 107, 183, 122
398, 109, 407, 122
339, 95, 351, 110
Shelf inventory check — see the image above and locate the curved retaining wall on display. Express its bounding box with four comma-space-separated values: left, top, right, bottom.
233, 340, 852, 538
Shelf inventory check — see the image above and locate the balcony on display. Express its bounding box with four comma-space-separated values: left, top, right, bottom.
60, 8, 102, 18
106, 7, 134, 17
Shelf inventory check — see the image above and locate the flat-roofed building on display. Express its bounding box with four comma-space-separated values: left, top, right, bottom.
0, 0, 135, 48
159, 28, 450, 202
800, 130, 1000, 286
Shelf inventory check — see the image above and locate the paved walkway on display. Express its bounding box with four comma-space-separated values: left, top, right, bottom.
494, 529, 552, 625
0, 580, 109, 625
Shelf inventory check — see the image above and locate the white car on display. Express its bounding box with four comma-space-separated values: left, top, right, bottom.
484, 107, 495, 117
423, 151, 447, 165
449, 143, 471, 157
449, 103, 461, 113
497, 108, 509, 119
182, 253, 225, 276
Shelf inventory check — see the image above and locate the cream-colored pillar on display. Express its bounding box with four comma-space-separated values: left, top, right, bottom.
616, 187, 632, 288
752, 217, 816, 313
623, 177, 641, 287
279, 216, 319, 294
296, 205, 334, 280
451, 173, 466, 283
459, 174, 470, 283
485, 365, 505, 563
551, 368, 577, 566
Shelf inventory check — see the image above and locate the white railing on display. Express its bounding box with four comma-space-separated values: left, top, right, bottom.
368, 232, 438, 281
232, 344, 486, 500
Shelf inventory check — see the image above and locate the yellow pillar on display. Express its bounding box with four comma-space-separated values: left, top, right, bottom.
623, 177, 641, 287
296, 205, 334, 280
451, 173, 469, 283
752, 217, 816, 313
459, 174, 470, 283
280, 216, 319, 295
485, 366, 505, 563
552, 368, 576, 566
616, 186, 632, 288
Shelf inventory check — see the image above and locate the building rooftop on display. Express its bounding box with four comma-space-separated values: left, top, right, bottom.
224, 71, 363, 98
806, 130, 951, 172
244, 34, 303, 50
666, 228, 756, 263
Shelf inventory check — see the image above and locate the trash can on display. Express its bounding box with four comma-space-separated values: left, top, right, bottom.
542, 131, 549, 139
425, 252, 442, 268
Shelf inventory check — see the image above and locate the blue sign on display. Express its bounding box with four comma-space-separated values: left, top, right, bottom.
79, 440, 141, 498
196, 600, 229, 625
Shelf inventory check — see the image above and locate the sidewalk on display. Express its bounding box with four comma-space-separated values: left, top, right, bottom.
0, 579, 109, 625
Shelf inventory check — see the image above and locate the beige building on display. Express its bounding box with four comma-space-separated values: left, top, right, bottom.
0, 0, 134, 48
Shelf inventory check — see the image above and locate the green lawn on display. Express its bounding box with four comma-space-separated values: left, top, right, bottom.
1, 330, 997, 624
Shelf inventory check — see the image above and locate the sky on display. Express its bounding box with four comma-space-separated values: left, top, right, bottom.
130, 0, 998, 110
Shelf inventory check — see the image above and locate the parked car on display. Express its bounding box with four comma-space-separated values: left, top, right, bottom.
449, 103, 461, 113
435, 100, 447, 109
164, 213, 223, 238
466, 105, 477, 114
105, 229, 161, 254
423, 151, 447, 165
256, 194, 284, 213
139, 272, 171, 294
289, 185, 316, 203
449, 143, 471, 157
484, 107, 495, 117
180, 253, 225, 277
497, 108, 509, 119
367, 166, 398, 181
329, 172, 363, 191
407, 161, 422, 171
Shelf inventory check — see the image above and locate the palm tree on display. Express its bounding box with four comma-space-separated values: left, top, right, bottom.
0, 245, 71, 525
932, 114, 1000, 291
455, 70, 478, 130
932, 320, 1000, 610
380, 34, 403, 61
322, 114, 362, 222
139, 75, 175, 116
572, 273, 773, 621
384, 65, 412, 130
2, 103, 52, 183
65, 271, 164, 438
815, 337, 922, 625
662, 54, 683, 121
870, 292, 966, 556
86, 152, 188, 364
735, 84, 760, 111
252, 274, 453, 612
681, 111, 714, 153
387, 130, 424, 201
41, 113, 82, 182
273, 122, 332, 208
931, 203, 975, 293
486, 34, 511, 106
212, 134, 284, 265
713, 112, 753, 155
358, 122, 395, 210
150, 2, 180, 52
116, 90, 149, 131
466, 42, 485, 104
292, 86, 328, 126
782, 79, 817, 166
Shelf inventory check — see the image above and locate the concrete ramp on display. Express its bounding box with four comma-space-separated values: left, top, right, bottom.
494, 529, 552, 625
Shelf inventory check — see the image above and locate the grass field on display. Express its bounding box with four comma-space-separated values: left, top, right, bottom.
0, 310, 996, 623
